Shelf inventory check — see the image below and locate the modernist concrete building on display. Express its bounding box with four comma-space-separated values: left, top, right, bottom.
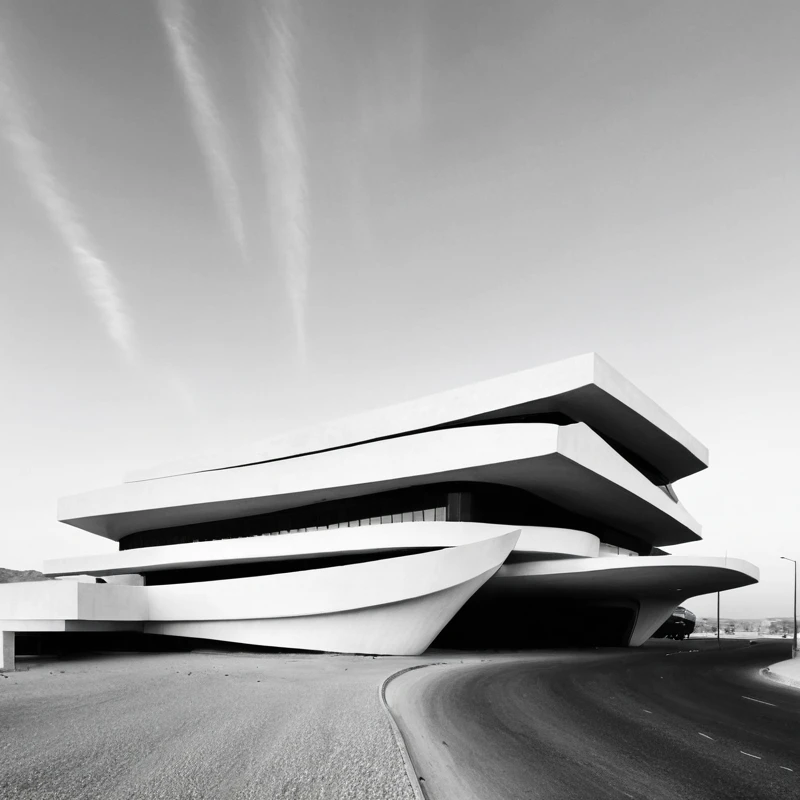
0, 354, 758, 667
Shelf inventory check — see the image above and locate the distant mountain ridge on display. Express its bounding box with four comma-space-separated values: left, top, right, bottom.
0, 567, 51, 583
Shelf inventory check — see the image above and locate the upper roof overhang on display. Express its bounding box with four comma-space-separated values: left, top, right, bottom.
124, 353, 708, 486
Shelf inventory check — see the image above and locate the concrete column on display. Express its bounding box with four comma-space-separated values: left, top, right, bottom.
1, 631, 15, 672
629, 598, 682, 646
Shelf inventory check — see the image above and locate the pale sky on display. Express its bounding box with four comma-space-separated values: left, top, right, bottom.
1, 1, 799, 619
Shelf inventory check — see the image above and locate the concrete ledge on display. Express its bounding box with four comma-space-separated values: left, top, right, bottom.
44, 523, 596, 578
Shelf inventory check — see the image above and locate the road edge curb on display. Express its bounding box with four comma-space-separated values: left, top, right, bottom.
379, 663, 443, 800
760, 665, 800, 691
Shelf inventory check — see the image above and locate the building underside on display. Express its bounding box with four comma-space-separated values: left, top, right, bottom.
0, 354, 758, 667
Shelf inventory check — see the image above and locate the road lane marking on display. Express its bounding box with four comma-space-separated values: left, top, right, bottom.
698, 733, 715, 740
643, 710, 653, 714
742, 695, 777, 707
740, 751, 762, 759
780, 767, 793, 772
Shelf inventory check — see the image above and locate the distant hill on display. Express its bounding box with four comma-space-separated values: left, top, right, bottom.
0, 567, 51, 583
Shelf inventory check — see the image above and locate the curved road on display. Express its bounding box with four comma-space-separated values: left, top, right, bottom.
386, 641, 799, 800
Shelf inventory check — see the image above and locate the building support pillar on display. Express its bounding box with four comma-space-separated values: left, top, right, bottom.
629, 597, 683, 646
1, 631, 15, 672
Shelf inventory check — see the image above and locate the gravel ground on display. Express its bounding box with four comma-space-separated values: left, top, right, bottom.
0, 650, 420, 800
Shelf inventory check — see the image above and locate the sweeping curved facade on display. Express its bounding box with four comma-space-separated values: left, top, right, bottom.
0, 353, 758, 665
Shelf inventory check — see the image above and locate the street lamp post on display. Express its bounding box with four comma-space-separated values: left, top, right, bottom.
781, 556, 797, 658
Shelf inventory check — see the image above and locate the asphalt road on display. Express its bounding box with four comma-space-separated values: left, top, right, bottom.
386, 640, 800, 800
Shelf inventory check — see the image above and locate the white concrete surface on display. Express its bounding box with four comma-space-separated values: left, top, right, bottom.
43, 523, 599, 577
58, 423, 701, 546
490, 553, 758, 646
144, 530, 519, 622
147, 573, 491, 655
11, 543, 758, 653
102, 574, 145, 585
1, 630, 14, 671
494, 554, 759, 597
126, 353, 707, 485
0, 620, 143, 632
1, 530, 519, 656
0, 580, 145, 621
0, 620, 68, 632
629, 598, 686, 646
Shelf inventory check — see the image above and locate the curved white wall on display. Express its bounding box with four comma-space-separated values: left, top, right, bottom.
4, 529, 520, 657
147, 574, 491, 656
144, 530, 518, 621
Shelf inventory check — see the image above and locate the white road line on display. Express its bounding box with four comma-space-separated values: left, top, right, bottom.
780, 766, 794, 772
742, 695, 777, 707
698, 732, 715, 740
740, 751, 762, 759
643, 710, 653, 714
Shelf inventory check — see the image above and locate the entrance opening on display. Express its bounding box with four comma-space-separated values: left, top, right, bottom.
433, 594, 638, 649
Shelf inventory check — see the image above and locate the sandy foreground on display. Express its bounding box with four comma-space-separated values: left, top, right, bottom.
0, 650, 430, 800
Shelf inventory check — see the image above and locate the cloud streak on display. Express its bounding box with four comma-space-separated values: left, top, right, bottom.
0, 38, 136, 361
159, 0, 247, 259
261, 0, 309, 361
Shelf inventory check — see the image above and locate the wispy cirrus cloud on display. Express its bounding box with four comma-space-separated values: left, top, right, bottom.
261, 0, 309, 361
0, 37, 136, 362
159, 0, 247, 260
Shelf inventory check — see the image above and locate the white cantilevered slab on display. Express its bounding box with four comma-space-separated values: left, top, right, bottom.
43, 523, 600, 577
125, 353, 708, 486
58, 423, 702, 546
492, 555, 759, 597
